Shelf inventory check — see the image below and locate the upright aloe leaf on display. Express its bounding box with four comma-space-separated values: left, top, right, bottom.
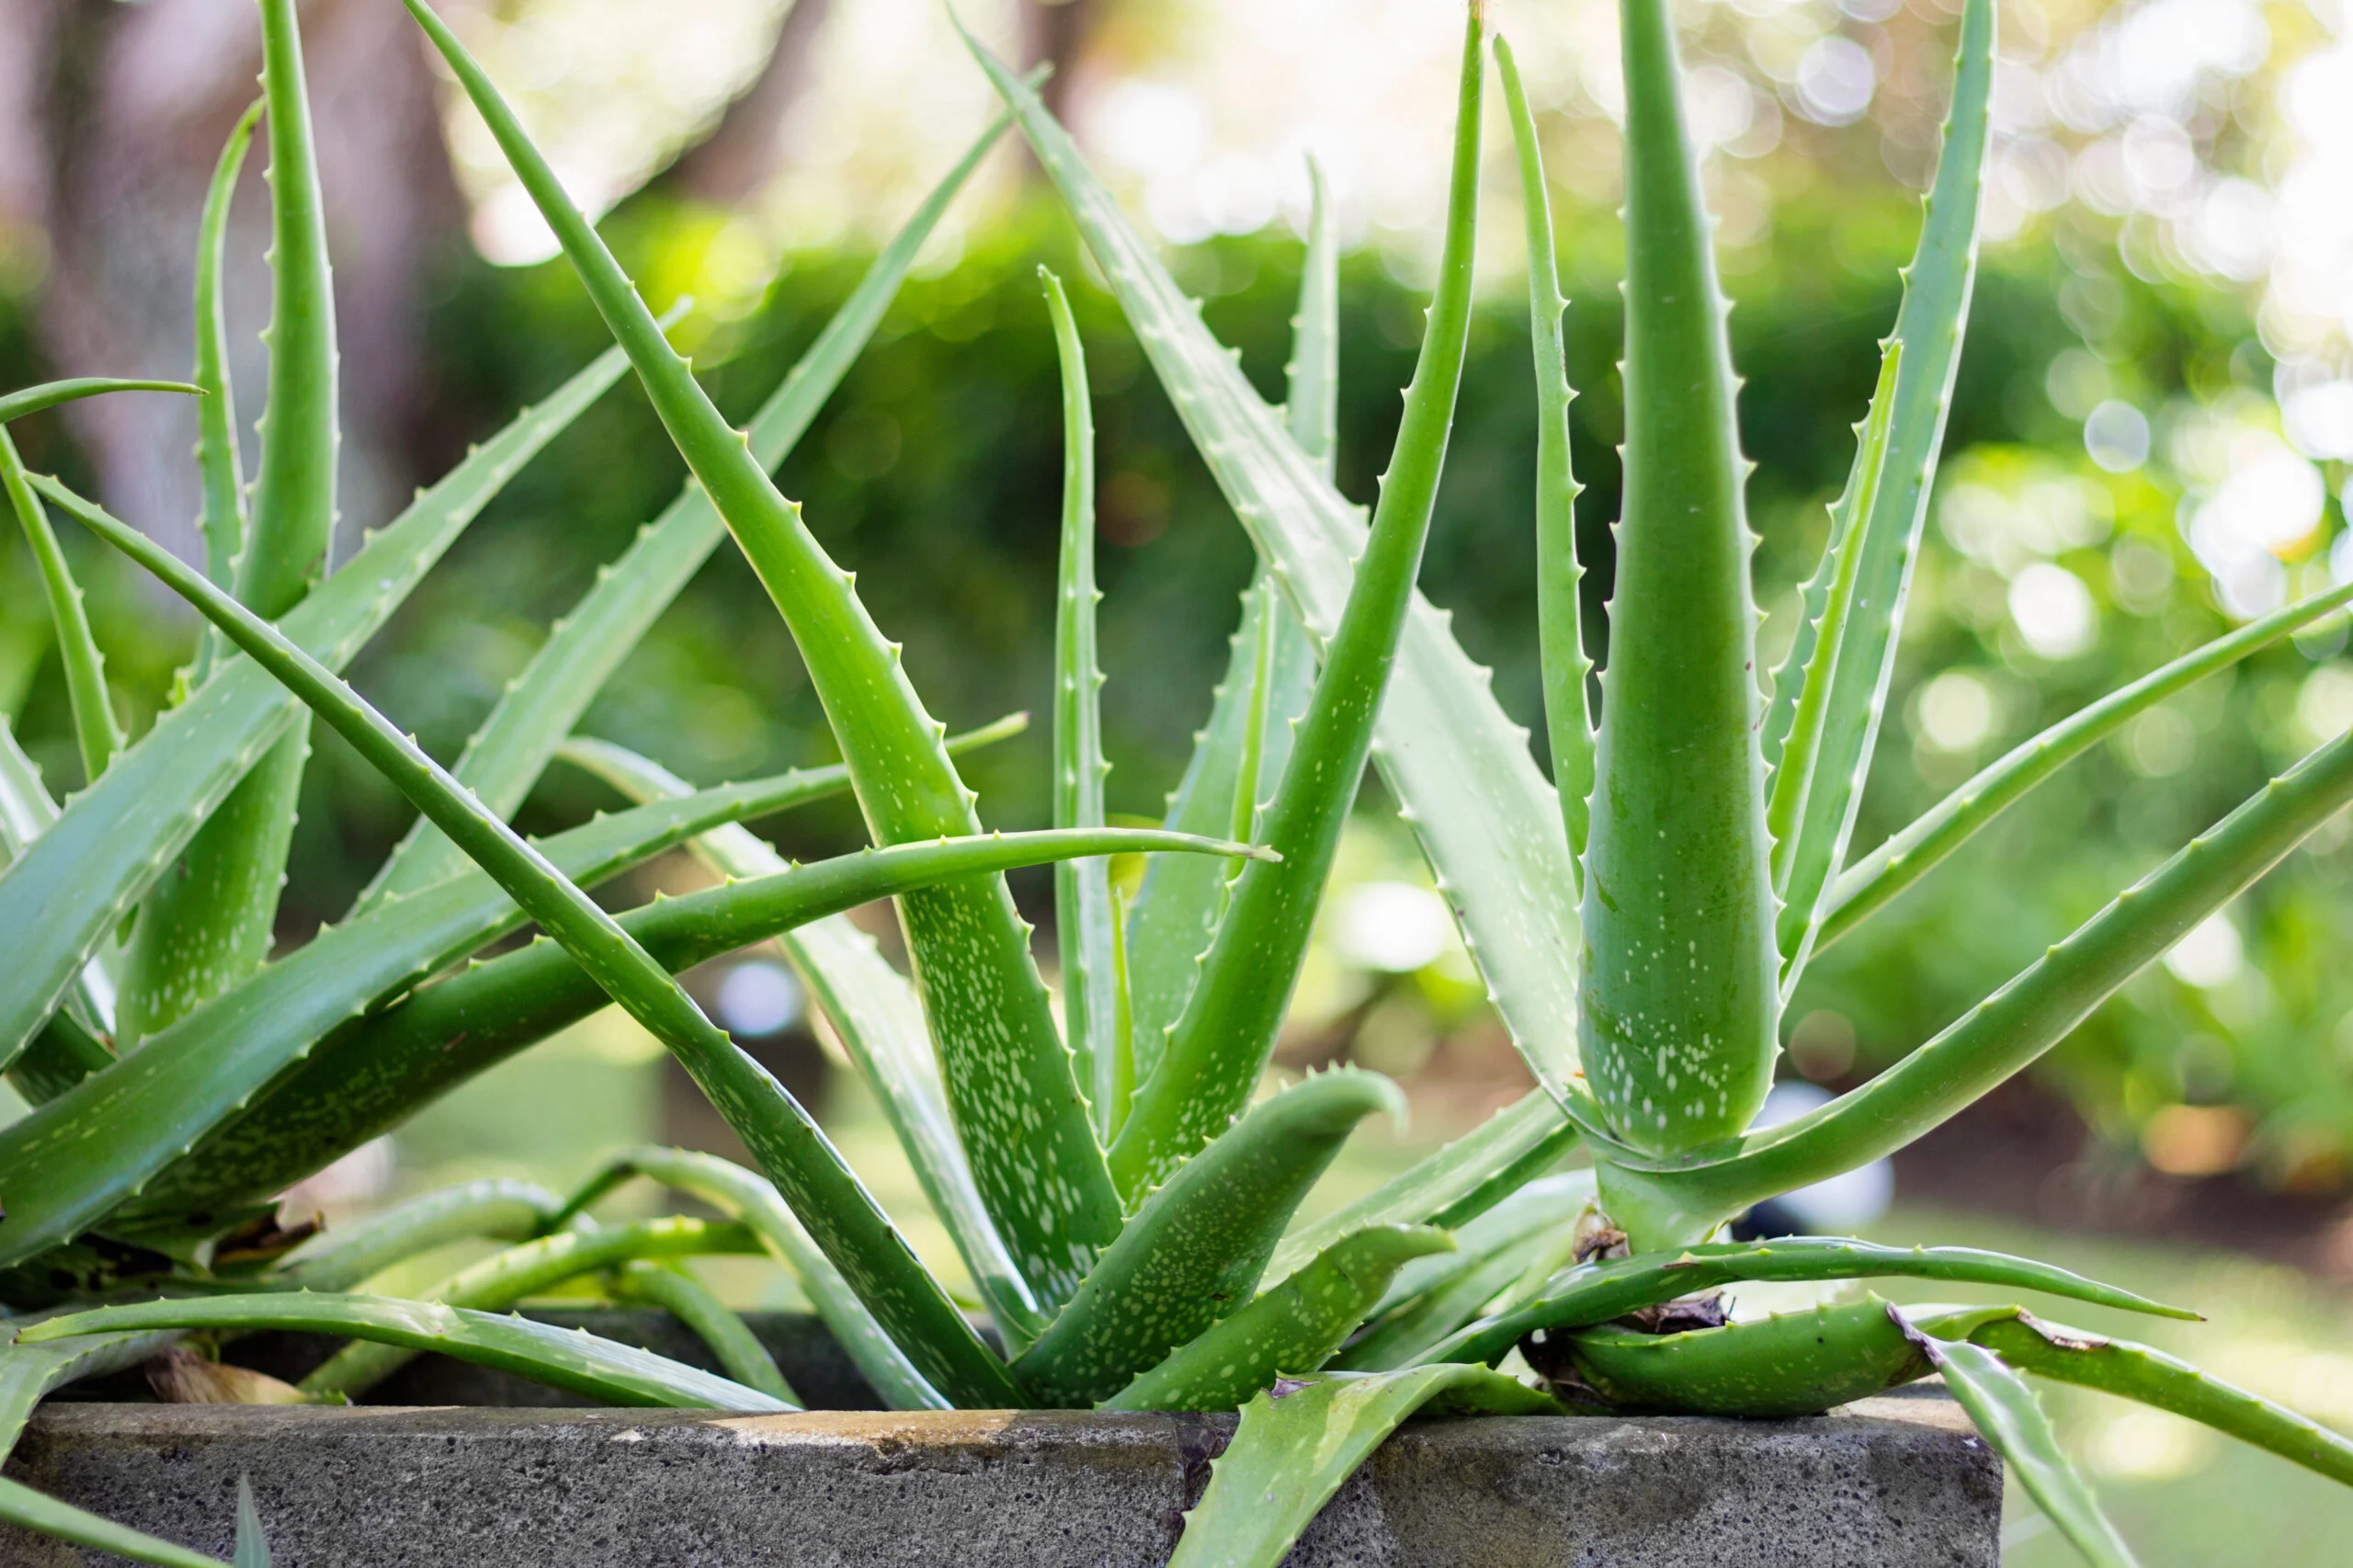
356, 105, 1014, 910
195, 101, 263, 666
402, 0, 1121, 1311
1769, 0, 1995, 983
1166, 1365, 1560, 1568
120, 0, 341, 1050
0, 335, 636, 1070
964, 19, 1588, 1115
0, 714, 117, 1072
52, 496, 1020, 1409
555, 733, 1045, 1351
1017, 1070, 1404, 1406
1496, 36, 1592, 882
1285, 157, 1340, 477
233, 1477, 270, 1568
1108, 5, 1486, 1199
1581, 0, 1778, 1180
1042, 267, 1121, 1131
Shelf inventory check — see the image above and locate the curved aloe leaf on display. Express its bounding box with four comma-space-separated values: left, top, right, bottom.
276, 1178, 562, 1292
195, 101, 264, 673
1579, 0, 1777, 1175
1432, 1235, 2191, 1367
1042, 267, 1122, 1131
0, 379, 202, 426
301, 1216, 764, 1400
1104, 1225, 1453, 1413
1820, 574, 2353, 951
554, 732, 1044, 1352
404, 0, 1121, 1312
0, 334, 638, 1069
1167, 1365, 1560, 1568
1895, 1305, 2140, 1568
47, 498, 1028, 1410
1597, 715, 2353, 1238
1108, 5, 1486, 1200
112, 824, 1253, 1243
611, 1258, 798, 1404
1771, 0, 1995, 988
0, 1479, 228, 1568
1496, 36, 1592, 882
120, 0, 342, 1051
1018, 1070, 1404, 1407
1265, 1088, 1576, 1286
356, 106, 1014, 911
964, 20, 1587, 1120
1545, 1298, 1945, 1415
557, 1146, 945, 1410
19, 1295, 792, 1411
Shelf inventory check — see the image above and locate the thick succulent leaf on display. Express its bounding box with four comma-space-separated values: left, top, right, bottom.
0, 332, 637, 1068
301, 1215, 763, 1399
120, 0, 343, 1050
1898, 1306, 2140, 1568
1104, 1225, 1453, 1412
612, 1258, 798, 1404
965, 21, 1586, 1119
1042, 267, 1122, 1130
46, 499, 1023, 1412
1433, 1235, 2191, 1367
1108, 7, 1485, 1199
20, 1295, 792, 1411
1772, 0, 1996, 985
1548, 1296, 1954, 1415
275, 1178, 562, 1292
233, 1477, 269, 1568
1579, 0, 1778, 1171
555, 733, 1043, 1351
2, 429, 135, 780
1017, 1070, 1405, 1406
1267, 1086, 1577, 1286
1284, 157, 1339, 475
195, 102, 262, 620
1596, 714, 2353, 1239
0, 1479, 229, 1568
1167, 1365, 1559, 1568
0, 715, 116, 1078
111, 824, 1251, 1244
405, 0, 1121, 1310
555, 1146, 946, 1411
1820, 574, 2353, 950
1496, 36, 1593, 882
358, 107, 1011, 911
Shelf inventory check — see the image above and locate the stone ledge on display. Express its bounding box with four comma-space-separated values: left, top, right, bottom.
5, 1397, 1999, 1566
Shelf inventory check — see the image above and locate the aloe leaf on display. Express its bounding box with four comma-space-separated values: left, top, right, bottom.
110, 824, 1253, 1246
556, 1147, 943, 1411
1771, 0, 1995, 986
1495, 36, 1593, 883
0, 715, 116, 1078
1041, 267, 1122, 1131
1578, 0, 1779, 1174
554, 732, 1045, 1352
357, 113, 1011, 913
233, 1477, 269, 1568
1108, 6, 1486, 1199
1016, 1070, 1403, 1406
1284, 156, 1339, 475
1543, 1296, 1945, 1415
20, 1295, 793, 1411
1104, 1225, 1454, 1412
611, 1258, 798, 1404
119, 0, 343, 1051
0, 336, 632, 1070
49, 499, 1027, 1409
0, 1479, 229, 1568
1820, 574, 2353, 951
964, 21, 1587, 1119
275, 1178, 562, 1291
1266, 1088, 1577, 1285
2, 427, 129, 781
404, 0, 1122, 1311
1598, 716, 2353, 1238
1896, 1306, 2141, 1568
301, 1215, 764, 1400
1432, 1235, 2192, 1368
1167, 1364, 1559, 1568
0, 378, 202, 426
1966, 1311, 2353, 1487
195, 101, 264, 677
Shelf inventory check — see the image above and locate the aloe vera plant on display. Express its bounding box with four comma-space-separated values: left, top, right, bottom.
6, 2, 2352, 1564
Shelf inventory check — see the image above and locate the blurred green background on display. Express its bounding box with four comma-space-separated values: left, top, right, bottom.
6, 0, 2353, 1554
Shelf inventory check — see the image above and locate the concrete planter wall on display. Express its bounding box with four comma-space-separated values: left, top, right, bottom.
5, 1312, 2004, 1566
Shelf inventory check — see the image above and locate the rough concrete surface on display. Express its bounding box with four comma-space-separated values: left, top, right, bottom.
4, 1396, 1999, 1566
